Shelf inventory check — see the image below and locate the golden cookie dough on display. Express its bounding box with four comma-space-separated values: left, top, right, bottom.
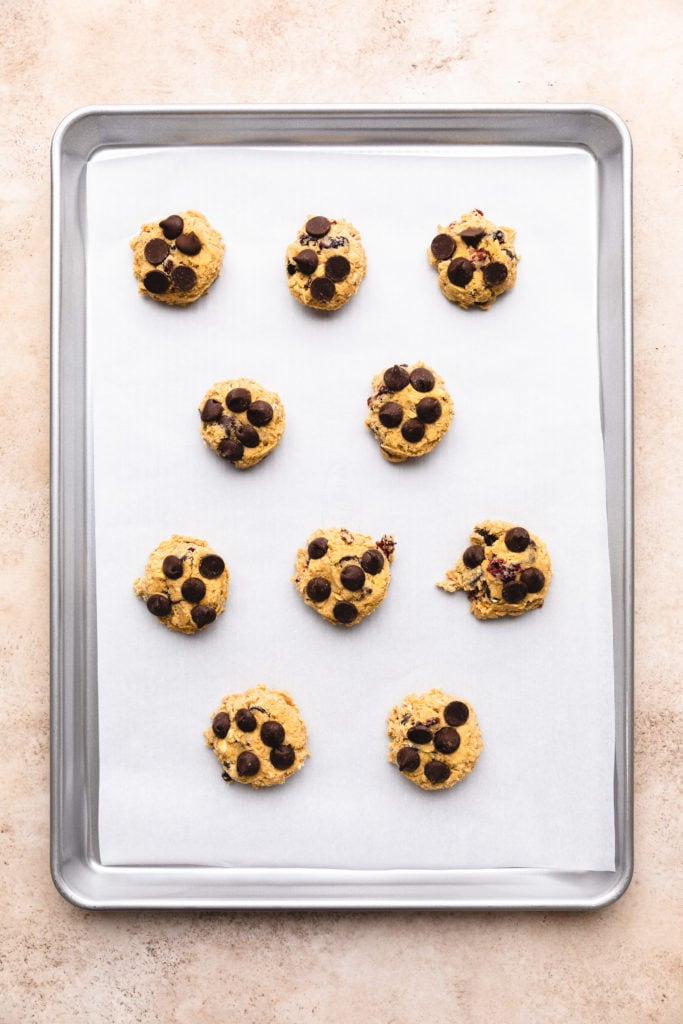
204, 685, 309, 788
293, 527, 395, 627
285, 215, 367, 311
428, 209, 519, 309
365, 361, 454, 462
198, 378, 285, 469
134, 534, 229, 634
437, 519, 552, 620
130, 210, 225, 305
387, 689, 483, 791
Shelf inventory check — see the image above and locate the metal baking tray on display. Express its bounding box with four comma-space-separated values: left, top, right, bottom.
51, 105, 632, 910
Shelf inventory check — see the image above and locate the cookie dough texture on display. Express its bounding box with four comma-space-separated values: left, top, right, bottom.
205, 685, 309, 788
134, 534, 229, 634
131, 210, 225, 305
365, 361, 454, 462
199, 378, 285, 468
293, 527, 395, 627
428, 209, 519, 309
285, 215, 367, 311
437, 519, 552, 620
388, 689, 483, 791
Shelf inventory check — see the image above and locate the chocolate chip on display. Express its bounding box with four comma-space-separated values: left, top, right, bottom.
383, 365, 410, 391
171, 265, 196, 291
505, 527, 530, 552
260, 721, 285, 748
212, 712, 230, 738
147, 593, 171, 617
424, 760, 451, 785
247, 401, 273, 427
201, 398, 223, 423
325, 255, 350, 282
181, 577, 206, 603
144, 238, 170, 265
159, 215, 184, 239
236, 751, 260, 777
236, 423, 260, 448
306, 216, 331, 237
520, 567, 545, 593
340, 564, 365, 591
270, 744, 296, 770
444, 701, 469, 727
143, 270, 170, 294
287, 262, 297, 276
310, 277, 336, 302
191, 604, 217, 627
162, 555, 183, 579
430, 233, 455, 261
199, 554, 225, 579
235, 708, 257, 732
409, 367, 435, 392
333, 602, 357, 624
306, 577, 331, 603
406, 725, 433, 744
463, 545, 485, 569
397, 747, 420, 773
493, 230, 505, 242
460, 227, 485, 247
483, 261, 508, 286
502, 581, 528, 603
218, 437, 244, 461
401, 418, 425, 443
308, 537, 328, 559
378, 401, 403, 428
294, 248, 318, 274
416, 397, 441, 423
175, 231, 202, 256
226, 387, 252, 412
447, 258, 474, 287
434, 727, 461, 754
361, 549, 384, 575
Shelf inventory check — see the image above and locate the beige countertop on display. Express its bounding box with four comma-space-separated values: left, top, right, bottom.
1, 1, 681, 1020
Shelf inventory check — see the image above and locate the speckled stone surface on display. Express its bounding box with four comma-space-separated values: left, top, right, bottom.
1, 1, 681, 1020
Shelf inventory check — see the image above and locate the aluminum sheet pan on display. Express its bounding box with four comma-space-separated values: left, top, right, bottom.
51, 105, 633, 910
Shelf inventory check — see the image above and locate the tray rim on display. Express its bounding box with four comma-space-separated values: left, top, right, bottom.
50, 103, 633, 911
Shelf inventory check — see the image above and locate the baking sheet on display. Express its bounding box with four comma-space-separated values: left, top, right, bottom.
86, 143, 615, 872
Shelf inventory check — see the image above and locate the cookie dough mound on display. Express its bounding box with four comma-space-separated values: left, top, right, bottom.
205, 685, 309, 788
293, 527, 395, 627
199, 378, 285, 469
134, 534, 229, 634
437, 519, 552, 620
428, 209, 518, 309
388, 689, 483, 791
131, 210, 225, 306
365, 361, 454, 462
285, 215, 367, 311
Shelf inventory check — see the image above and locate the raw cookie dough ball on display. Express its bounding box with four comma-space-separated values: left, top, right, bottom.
285, 215, 367, 311
131, 210, 225, 305
293, 527, 395, 627
388, 689, 483, 791
199, 378, 285, 469
365, 361, 454, 462
134, 534, 229, 634
205, 685, 309, 788
428, 209, 519, 309
437, 519, 552, 620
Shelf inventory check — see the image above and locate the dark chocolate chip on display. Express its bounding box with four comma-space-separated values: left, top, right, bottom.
378, 401, 403, 428
463, 544, 485, 569
483, 261, 508, 286
476, 527, 499, 546
383, 365, 410, 391
460, 226, 485, 247
260, 720, 285, 748
406, 725, 433, 745
306, 577, 331, 603
247, 400, 273, 427
162, 555, 183, 579
308, 537, 328, 559
430, 233, 456, 261
505, 527, 530, 553
310, 277, 336, 302
424, 760, 451, 785
226, 387, 252, 412
502, 581, 528, 603
235, 708, 257, 732
294, 248, 319, 274
287, 262, 297, 276
236, 751, 260, 777
333, 601, 357, 624
175, 231, 202, 256
212, 712, 230, 738
397, 747, 420, 773
201, 398, 223, 422
434, 727, 461, 754
191, 604, 217, 628
409, 367, 435, 392
270, 744, 296, 770
218, 437, 244, 462
306, 216, 331, 237
325, 255, 351, 282
340, 564, 365, 591
401, 418, 425, 443
143, 270, 170, 294
144, 238, 171, 265
199, 554, 225, 579
181, 577, 206, 603
447, 258, 474, 287
147, 593, 171, 617
493, 230, 505, 242
520, 567, 546, 593
171, 265, 197, 291
444, 700, 469, 727
361, 548, 384, 575
416, 396, 441, 423
159, 215, 184, 239
235, 423, 260, 448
